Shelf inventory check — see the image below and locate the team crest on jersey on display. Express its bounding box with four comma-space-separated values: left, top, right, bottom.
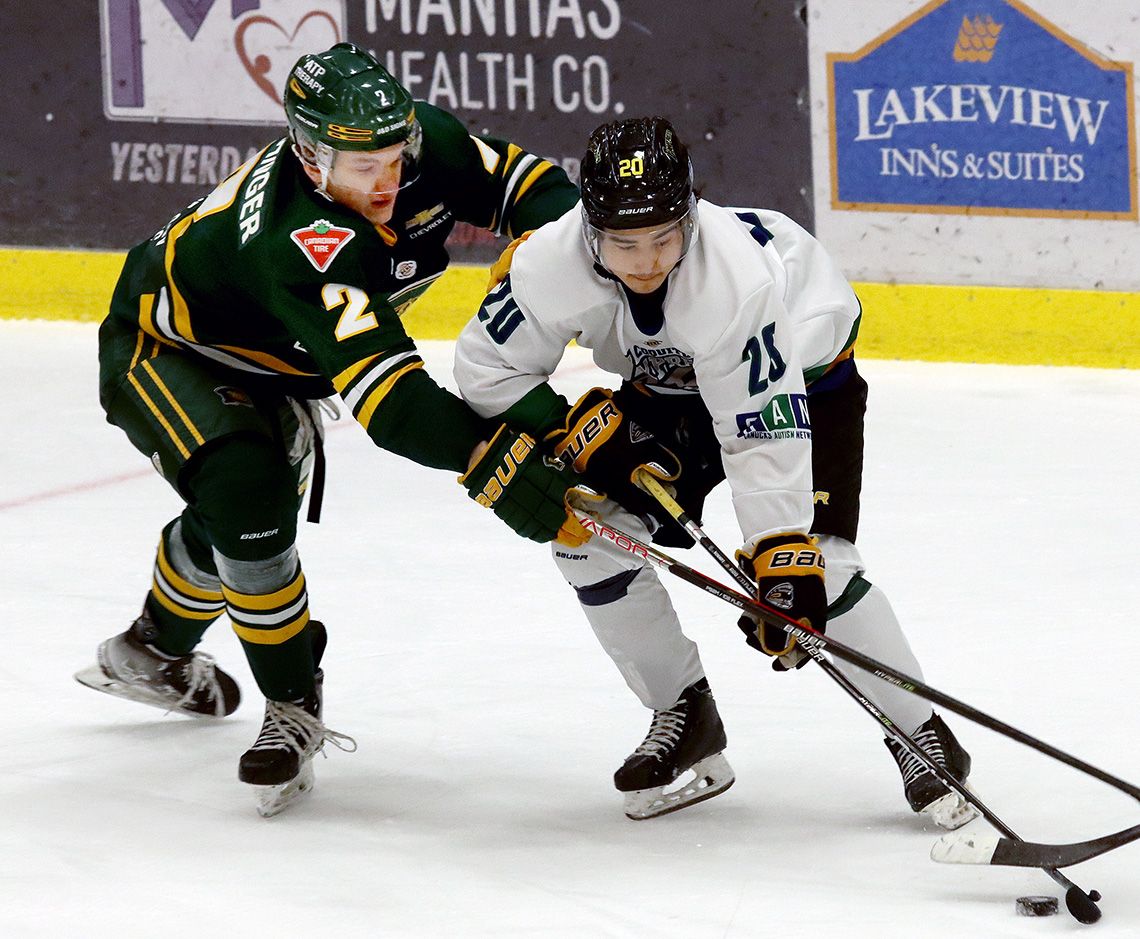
290, 219, 355, 272
394, 259, 418, 280
627, 344, 696, 391
214, 386, 254, 407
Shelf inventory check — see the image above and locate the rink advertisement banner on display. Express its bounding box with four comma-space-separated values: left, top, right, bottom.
5, 1, 812, 254
101, 0, 348, 124
827, 0, 1137, 219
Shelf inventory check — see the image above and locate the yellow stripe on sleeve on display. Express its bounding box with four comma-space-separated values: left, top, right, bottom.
138, 291, 160, 342
163, 215, 197, 343
513, 160, 553, 203
355, 361, 424, 429
129, 323, 148, 371
232, 610, 311, 645
213, 344, 320, 376
503, 143, 524, 175
333, 354, 381, 394
126, 371, 191, 458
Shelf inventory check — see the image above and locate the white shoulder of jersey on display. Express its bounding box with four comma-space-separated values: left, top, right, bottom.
665, 201, 785, 353
724, 206, 860, 316
724, 204, 861, 370
507, 204, 613, 325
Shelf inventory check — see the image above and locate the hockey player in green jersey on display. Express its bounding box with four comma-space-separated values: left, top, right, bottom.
74, 42, 585, 816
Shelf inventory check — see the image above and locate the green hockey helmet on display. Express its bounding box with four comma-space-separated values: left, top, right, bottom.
284, 42, 422, 194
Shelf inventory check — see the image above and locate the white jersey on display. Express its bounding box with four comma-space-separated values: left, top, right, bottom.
454, 200, 861, 545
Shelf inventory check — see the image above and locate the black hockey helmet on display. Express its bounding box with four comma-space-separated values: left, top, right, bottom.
580, 117, 698, 265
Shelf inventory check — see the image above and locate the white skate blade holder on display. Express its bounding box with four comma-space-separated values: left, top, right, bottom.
254, 761, 315, 818
623, 753, 735, 820
74, 665, 220, 718
923, 787, 980, 831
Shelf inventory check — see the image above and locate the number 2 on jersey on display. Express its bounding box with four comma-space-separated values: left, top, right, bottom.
743, 323, 787, 395
322, 284, 377, 341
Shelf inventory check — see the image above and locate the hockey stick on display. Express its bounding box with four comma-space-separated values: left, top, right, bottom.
931, 824, 1140, 869
633, 472, 987, 792
629, 472, 1106, 918
566, 499, 1137, 887
591, 474, 1140, 805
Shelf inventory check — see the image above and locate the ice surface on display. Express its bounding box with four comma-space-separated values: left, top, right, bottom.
2, 321, 1138, 937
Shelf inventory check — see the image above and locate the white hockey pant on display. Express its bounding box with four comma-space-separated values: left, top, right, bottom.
553, 501, 705, 709
553, 505, 933, 733
816, 535, 932, 736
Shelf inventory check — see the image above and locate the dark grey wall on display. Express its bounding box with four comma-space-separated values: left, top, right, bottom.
3, 1, 811, 258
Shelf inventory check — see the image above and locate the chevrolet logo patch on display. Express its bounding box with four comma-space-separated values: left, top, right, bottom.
406, 203, 445, 229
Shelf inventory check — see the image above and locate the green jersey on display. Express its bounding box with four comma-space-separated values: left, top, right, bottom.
99, 102, 578, 472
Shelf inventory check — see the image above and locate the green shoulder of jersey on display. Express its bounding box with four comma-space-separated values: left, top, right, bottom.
99, 106, 576, 470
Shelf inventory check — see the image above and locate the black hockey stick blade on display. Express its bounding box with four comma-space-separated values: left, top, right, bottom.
931, 822, 1140, 868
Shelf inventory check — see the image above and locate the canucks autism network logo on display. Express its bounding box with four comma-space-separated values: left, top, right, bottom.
828, 0, 1137, 219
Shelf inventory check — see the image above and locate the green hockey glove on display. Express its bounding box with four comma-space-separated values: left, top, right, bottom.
461, 425, 589, 546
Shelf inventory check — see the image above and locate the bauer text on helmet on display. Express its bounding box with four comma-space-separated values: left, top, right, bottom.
580, 117, 699, 293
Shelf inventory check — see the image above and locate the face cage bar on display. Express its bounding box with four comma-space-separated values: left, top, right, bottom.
582, 196, 700, 274
292, 121, 423, 197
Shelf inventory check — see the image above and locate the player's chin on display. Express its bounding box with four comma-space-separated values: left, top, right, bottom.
359, 198, 395, 226
622, 275, 665, 294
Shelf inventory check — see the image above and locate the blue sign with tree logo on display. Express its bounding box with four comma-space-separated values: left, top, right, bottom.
828, 0, 1136, 219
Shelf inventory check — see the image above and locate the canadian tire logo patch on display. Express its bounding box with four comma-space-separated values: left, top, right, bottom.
290, 219, 355, 272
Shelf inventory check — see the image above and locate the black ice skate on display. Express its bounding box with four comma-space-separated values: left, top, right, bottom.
885, 713, 978, 830
238, 671, 356, 817
74, 609, 240, 718
614, 678, 735, 820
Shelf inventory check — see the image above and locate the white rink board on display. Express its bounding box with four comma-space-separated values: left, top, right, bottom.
808, 0, 1140, 289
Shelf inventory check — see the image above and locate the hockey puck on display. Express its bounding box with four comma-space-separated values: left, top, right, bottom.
1015, 896, 1059, 917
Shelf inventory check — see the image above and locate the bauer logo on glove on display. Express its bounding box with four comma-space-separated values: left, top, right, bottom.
554, 396, 621, 471
735, 532, 827, 671
461, 425, 589, 546
544, 387, 681, 516
469, 432, 534, 508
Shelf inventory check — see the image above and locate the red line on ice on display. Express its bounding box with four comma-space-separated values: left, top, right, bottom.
0, 469, 154, 511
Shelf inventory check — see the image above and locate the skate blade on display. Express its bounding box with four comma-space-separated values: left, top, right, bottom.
254, 761, 315, 818
74, 665, 221, 719
623, 752, 735, 820
922, 785, 980, 831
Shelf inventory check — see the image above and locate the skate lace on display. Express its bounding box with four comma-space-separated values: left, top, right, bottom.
895, 726, 945, 786
250, 700, 358, 761
172, 653, 226, 717
631, 706, 688, 760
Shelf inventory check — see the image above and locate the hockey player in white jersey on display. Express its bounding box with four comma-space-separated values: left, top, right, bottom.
454, 117, 976, 826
